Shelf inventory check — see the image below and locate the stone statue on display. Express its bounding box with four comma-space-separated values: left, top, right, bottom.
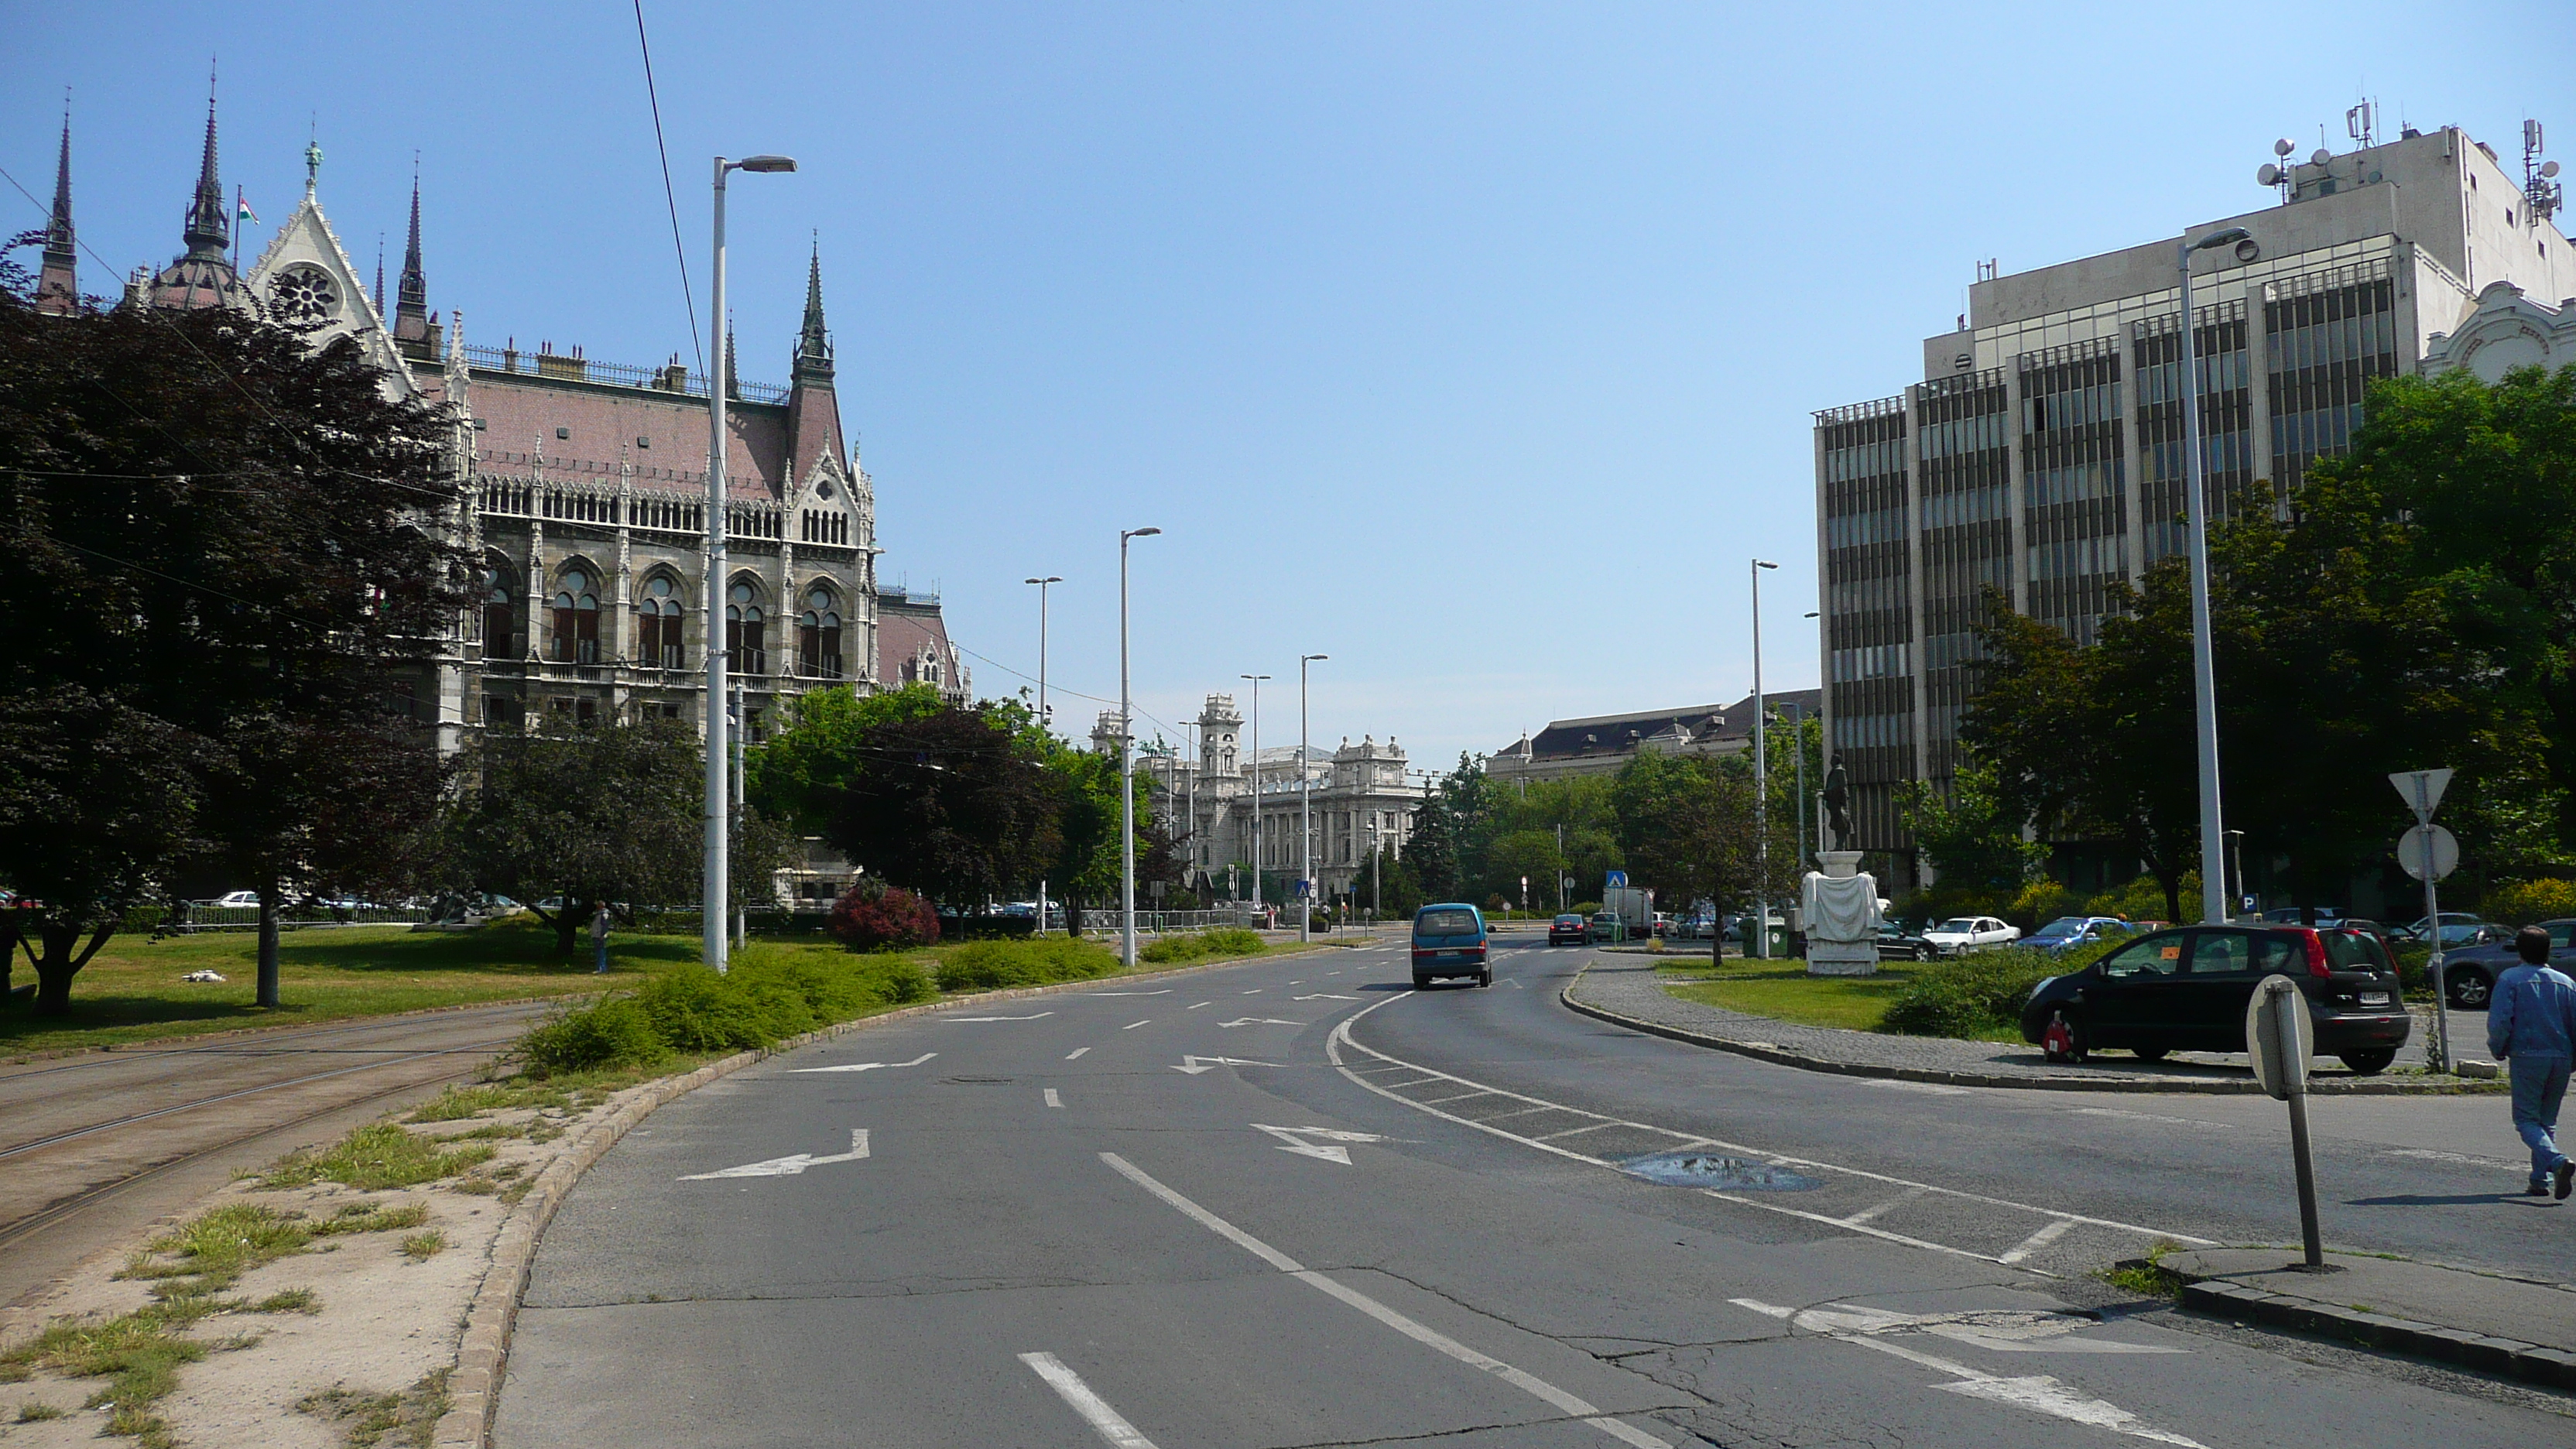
1801, 850, 1884, 976
1820, 764, 1853, 851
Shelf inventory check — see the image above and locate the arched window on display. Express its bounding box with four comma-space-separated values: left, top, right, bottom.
550, 568, 600, 664
483, 565, 516, 657
726, 581, 767, 674
798, 587, 842, 679
638, 575, 683, 670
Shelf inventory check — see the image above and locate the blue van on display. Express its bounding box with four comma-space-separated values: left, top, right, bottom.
1410, 903, 1492, 989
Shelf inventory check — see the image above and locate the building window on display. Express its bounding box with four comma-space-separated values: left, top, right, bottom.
482, 693, 522, 731
798, 587, 842, 679
483, 567, 516, 657
550, 569, 600, 664
727, 582, 768, 673
638, 575, 683, 669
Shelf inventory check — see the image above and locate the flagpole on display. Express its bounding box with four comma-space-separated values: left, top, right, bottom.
231, 186, 241, 272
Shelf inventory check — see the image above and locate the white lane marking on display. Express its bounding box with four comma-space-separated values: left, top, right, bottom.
1535, 1122, 1622, 1142
1019, 1351, 1161, 1449
1293, 993, 1361, 1001
1325, 1002, 2214, 1256
2388, 1146, 2521, 1170
680, 1129, 869, 1180
1998, 1218, 2076, 1264
1123, 1019, 1152, 1030
1242, 988, 1263, 994
1842, 1185, 1928, 1225
1085, 989, 1174, 996
1416, 1089, 1496, 1107
1504, 978, 1525, 988
1220, 1017, 1303, 1028
1171, 1055, 1276, 1074
1044, 1088, 1064, 1108
2072, 1108, 2232, 1131
1187, 1002, 1211, 1010
1732, 1301, 2200, 1444
1253, 1124, 1360, 1163
1862, 1078, 1970, 1097
1100, 1153, 1672, 1447
788, 1051, 937, 1075
949, 1012, 1056, 1023
1066, 1047, 1091, 1060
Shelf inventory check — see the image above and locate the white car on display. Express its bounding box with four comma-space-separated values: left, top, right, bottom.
1920, 915, 2020, 957
208, 890, 263, 910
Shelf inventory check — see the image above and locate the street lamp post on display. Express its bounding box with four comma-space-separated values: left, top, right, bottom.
1751, 559, 1779, 959
1241, 673, 1269, 926
1803, 610, 1821, 869
2180, 224, 2252, 924
704, 151, 796, 975
1026, 574, 1060, 934
1118, 529, 1160, 966
1298, 654, 1328, 942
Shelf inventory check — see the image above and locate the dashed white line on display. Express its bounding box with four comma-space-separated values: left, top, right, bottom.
1100, 1153, 1671, 1447
1044, 1088, 1064, 1109
1123, 1019, 1151, 1030
1066, 1047, 1090, 1060
1188, 1002, 1211, 1010
1019, 1351, 1161, 1448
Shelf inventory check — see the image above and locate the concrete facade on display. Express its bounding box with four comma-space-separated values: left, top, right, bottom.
1816, 124, 2574, 886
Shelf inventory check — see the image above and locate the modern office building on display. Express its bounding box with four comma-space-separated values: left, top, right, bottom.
1816, 122, 2574, 887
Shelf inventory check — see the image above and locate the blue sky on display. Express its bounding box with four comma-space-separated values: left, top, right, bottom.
8, 2, 2565, 768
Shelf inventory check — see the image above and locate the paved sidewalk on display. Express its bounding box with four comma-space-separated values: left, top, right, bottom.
1564, 957, 2493, 1094
2165, 1246, 2576, 1390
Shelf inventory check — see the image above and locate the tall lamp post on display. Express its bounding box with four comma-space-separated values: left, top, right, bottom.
1298, 653, 1328, 941
1026, 574, 1061, 933
1241, 673, 1269, 925
2180, 224, 2252, 924
703, 152, 796, 975
1750, 559, 1779, 959
1118, 529, 1160, 966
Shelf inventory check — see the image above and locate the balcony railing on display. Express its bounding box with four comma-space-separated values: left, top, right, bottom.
463, 343, 789, 406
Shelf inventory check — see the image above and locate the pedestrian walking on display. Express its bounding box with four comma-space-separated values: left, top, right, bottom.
2485, 925, 2576, 1198
590, 900, 611, 975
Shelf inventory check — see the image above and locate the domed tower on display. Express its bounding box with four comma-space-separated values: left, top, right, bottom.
1197, 693, 1242, 779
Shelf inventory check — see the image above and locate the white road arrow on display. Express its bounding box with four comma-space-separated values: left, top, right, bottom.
1292, 993, 1359, 1001
1170, 1055, 1274, 1074
788, 1052, 936, 1075
1219, 1017, 1302, 1028
1252, 1123, 1389, 1164
1084, 989, 1174, 996
947, 1012, 1054, 1023
680, 1129, 870, 1180
1732, 1299, 2200, 1446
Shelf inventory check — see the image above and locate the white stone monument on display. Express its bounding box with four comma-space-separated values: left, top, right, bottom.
1801, 850, 1882, 976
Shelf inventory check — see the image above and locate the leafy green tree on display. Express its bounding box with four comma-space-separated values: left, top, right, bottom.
747, 683, 947, 834
826, 704, 1065, 907
1612, 752, 1752, 921
1898, 763, 2047, 911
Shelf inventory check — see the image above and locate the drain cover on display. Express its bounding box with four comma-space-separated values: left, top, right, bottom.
1621, 1151, 1818, 1190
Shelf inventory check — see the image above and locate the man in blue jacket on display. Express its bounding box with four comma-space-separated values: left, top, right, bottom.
2487, 926, 2576, 1199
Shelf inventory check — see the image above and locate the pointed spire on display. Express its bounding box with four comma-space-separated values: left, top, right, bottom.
724, 325, 742, 400
181, 63, 229, 260
36, 94, 77, 313
394, 162, 430, 346
374, 234, 385, 318
795, 234, 834, 382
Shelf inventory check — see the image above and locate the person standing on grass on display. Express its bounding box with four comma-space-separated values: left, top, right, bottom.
590, 901, 611, 975
2486, 925, 2576, 1199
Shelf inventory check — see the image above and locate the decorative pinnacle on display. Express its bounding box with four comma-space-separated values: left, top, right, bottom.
397, 163, 427, 320
45, 95, 74, 265
795, 234, 833, 379
181, 62, 229, 259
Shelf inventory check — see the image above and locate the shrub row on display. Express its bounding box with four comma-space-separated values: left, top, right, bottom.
1877, 943, 2111, 1040
934, 936, 1120, 992
1138, 928, 1267, 964
519, 947, 933, 1075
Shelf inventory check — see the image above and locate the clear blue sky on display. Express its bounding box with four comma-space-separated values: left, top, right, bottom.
9, 3, 2565, 768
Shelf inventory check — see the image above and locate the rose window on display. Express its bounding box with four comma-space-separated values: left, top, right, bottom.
269, 265, 338, 322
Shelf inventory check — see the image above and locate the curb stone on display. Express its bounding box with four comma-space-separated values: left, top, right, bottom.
1559, 964, 2491, 1096
2173, 1276, 2576, 1392
427, 943, 1338, 1449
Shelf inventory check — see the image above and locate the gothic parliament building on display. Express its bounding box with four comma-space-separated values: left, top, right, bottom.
30, 91, 973, 751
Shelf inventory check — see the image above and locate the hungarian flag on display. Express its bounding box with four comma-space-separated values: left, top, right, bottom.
235, 190, 259, 225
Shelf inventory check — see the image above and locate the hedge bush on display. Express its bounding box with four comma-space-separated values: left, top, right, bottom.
829, 884, 941, 951
1879, 944, 2112, 1040
2481, 879, 2576, 927
935, 936, 1120, 992
515, 947, 933, 1076
1138, 927, 1267, 964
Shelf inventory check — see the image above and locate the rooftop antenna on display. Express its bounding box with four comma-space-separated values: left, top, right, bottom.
2526, 119, 2564, 227
2257, 137, 2296, 201
2346, 98, 2377, 149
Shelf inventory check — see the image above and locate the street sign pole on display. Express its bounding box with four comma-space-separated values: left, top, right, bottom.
2248, 976, 2325, 1269
2389, 769, 2456, 1074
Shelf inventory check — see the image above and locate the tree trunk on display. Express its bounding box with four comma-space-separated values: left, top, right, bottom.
555, 891, 579, 957
31, 923, 114, 1016
257, 882, 282, 1008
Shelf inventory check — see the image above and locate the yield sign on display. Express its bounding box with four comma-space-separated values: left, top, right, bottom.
1252, 1124, 1388, 1164
2388, 768, 2454, 819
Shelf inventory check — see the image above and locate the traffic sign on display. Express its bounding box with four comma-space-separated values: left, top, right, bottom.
2397, 824, 2458, 882
2245, 976, 2313, 1101
1605, 871, 1628, 889
2388, 768, 2454, 819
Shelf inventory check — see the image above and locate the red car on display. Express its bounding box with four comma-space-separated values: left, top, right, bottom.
1547, 913, 1588, 946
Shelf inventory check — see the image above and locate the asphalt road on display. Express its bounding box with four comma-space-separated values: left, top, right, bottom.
0, 1001, 550, 1308
495, 940, 2572, 1448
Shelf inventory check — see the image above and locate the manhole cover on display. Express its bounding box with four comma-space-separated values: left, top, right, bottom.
1621, 1151, 1818, 1190
940, 1077, 1014, 1085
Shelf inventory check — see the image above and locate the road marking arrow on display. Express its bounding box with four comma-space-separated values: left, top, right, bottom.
1220, 1017, 1302, 1027
1084, 989, 1173, 996
680, 1129, 870, 1180
1292, 993, 1359, 1001
1170, 1055, 1274, 1074
947, 1012, 1054, 1023
1252, 1123, 1389, 1164
788, 1052, 936, 1075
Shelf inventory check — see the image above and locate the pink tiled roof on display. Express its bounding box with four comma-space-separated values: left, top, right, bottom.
461, 372, 787, 500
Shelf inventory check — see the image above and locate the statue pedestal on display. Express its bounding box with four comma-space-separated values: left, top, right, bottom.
1801, 851, 1882, 978
1805, 939, 1879, 976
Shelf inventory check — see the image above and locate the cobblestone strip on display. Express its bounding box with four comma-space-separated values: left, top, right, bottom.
1562, 960, 2485, 1097
428, 944, 1343, 1449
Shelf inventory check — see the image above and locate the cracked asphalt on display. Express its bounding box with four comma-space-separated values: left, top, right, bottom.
492, 938, 2574, 1447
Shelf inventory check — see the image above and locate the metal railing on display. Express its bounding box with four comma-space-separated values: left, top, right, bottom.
462, 343, 790, 405
166, 903, 433, 933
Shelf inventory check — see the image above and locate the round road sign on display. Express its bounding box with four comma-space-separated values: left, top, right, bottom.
2397, 824, 2458, 882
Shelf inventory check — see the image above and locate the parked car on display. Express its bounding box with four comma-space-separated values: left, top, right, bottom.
1920, 916, 2020, 957
2388, 912, 2499, 948
2261, 906, 2347, 927
1873, 922, 1929, 961
2024, 916, 2130, 955
2427, 919, 2576, 1009
1410, 903, 1492, 988
1587, 912, 1628, 944
208, 890, 262, 909
1547, 913, 1589, 947
1650, 912, 1676, 937
2020, 923, 2410, 1074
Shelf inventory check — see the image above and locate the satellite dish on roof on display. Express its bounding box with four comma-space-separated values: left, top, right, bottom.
2545, 160, 2563, 178
2311, 148, 2333, 166
2257, 163, 2282, 187
2275, 138, 2297, 157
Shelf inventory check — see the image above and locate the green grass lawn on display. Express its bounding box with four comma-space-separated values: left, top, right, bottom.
1651, 957, 2021, 1042
2, 922, 1319, 1059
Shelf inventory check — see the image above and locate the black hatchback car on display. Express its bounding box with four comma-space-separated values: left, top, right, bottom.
2020, 923, 2410, 1074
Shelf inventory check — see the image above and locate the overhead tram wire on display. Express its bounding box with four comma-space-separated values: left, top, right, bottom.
629, 0, 704, 374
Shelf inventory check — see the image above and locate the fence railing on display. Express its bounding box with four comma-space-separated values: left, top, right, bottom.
165, 904, 433, 933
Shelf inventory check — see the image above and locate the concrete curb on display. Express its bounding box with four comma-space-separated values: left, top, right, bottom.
1559, 967, 2489, 1096
2175, 1276, 2576, 1391
427, 943, 1338, 1449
